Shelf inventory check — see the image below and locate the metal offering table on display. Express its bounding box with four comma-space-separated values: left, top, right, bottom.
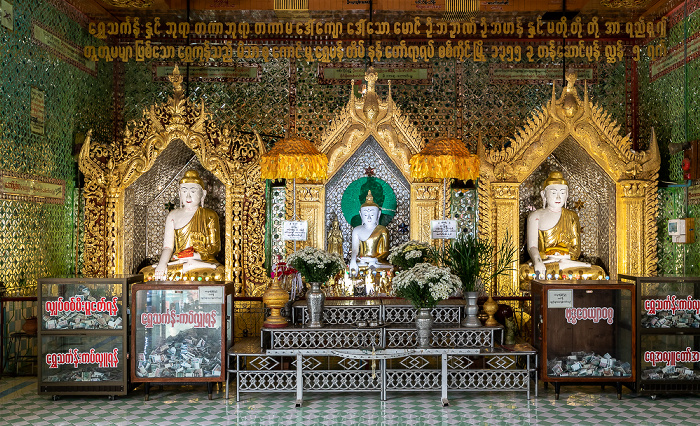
228, 338, 537, 406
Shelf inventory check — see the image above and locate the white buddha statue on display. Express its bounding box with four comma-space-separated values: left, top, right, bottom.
519, 171, 605, 285
140, 170, 225, 281
348, 190, 391, 277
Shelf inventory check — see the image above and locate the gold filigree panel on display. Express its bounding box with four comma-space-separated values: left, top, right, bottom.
410, 183, 441, 244
492, 183, 520, 296
284, 182, 325, 255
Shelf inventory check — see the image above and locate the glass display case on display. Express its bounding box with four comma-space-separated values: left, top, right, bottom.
37, 275, 142, 399
622, 274, 700, 398
131, 281, 234, 400
531, 280, 636, 399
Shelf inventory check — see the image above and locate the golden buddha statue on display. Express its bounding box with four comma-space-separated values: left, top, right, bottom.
327, 214, 344, 259
519, 171, 605, 289
140, 170, 225, 281
349, 190, 391, 277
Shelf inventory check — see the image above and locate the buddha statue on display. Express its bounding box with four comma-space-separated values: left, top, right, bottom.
327, 214, 344, 259
140, 170, 225, 281
348, 190, 391, 277
519, 171, 605, 288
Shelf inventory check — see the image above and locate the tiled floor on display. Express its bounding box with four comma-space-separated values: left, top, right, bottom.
2, 375, 700, 425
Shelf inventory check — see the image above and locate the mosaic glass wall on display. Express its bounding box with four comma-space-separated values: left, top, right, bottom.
0, 0, 113, 295
638, 3, 700, 276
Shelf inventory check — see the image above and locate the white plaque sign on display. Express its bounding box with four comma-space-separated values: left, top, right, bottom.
430, 220, 458, 239
199, 286, 224, 304
548, 289, 573, 308
283, 220, 308, 241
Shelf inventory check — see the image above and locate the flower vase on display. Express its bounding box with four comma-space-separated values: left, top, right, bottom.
306, 282, 325, 328
461, 291, 482, 327
415, 308, 433, 348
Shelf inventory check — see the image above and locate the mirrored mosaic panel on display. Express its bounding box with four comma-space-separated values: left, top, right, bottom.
324, 136, 411, 262
519, 137, 616, 277
124, 140, 226, 275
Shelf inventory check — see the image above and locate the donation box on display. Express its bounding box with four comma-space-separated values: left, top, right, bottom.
131, 282, 234, 387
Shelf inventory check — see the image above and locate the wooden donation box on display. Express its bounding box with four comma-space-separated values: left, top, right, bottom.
131, 281, 234, 400
38, 275, 142, 399
531, 280, 636, 399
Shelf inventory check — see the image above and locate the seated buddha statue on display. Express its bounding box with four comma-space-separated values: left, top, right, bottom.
348, 190, 391, 277
140, 170, 225, 281
519, 171, 605, 289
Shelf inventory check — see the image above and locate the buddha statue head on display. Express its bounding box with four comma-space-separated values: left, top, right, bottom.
179, 170, 207, 209
541, 171, 568, 210
360, 190, 382, 227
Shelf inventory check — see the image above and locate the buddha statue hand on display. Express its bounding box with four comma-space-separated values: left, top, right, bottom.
349, 259, 359, 277
154, 263, 168, 281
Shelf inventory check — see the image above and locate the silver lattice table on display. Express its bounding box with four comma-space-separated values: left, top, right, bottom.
227, 339, 538, 407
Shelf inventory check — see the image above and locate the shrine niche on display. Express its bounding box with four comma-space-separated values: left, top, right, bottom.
479, 72, 660, 297
289, 67, 442, 257
79, 66, 268, 296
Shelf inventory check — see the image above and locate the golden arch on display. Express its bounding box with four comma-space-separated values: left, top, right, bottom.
479, 72, 660, 295
79, 66, 269, 295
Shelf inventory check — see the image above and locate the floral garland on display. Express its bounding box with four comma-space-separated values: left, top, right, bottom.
392, 262, 461, 309
287, 246, 346, 284
388, 240, 432, 271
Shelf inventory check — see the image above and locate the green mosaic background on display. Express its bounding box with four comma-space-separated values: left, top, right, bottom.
0, 0, 113, 296
641, 3, 700, 277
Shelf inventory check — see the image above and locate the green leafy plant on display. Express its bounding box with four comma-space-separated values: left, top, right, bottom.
435, 232, 516, 294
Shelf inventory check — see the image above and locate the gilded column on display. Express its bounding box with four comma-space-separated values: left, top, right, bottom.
231, 176, 245, 292
82, 181, 107, 277
617, 180, 647, 276
492, 182, 519, 296
410, 183, 441, 244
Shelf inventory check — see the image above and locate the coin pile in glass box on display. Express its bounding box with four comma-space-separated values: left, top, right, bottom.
642, 311, 700, 328
43, 311, 123, 330
643, 365, 697, 380
43, 285, 122, 330
547, 352, 632, 377
136, 328, 222, 378
44, 367, 122, 382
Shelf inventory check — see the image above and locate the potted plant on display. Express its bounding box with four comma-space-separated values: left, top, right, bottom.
388, 240, 433, 271
392, 262, 461, 348
287, 246, 346, 328
436, 233, 516, 327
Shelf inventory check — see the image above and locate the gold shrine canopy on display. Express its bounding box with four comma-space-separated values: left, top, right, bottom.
410, 137, 480, 182
261, 136, 328, 181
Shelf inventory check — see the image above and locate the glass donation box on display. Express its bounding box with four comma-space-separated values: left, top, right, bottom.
531, 280, 636, 399
37, 275, 142, 399
623, 274, 700, 398
131, 281, 234, 400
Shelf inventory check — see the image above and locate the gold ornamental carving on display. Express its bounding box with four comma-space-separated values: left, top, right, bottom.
320, 67, 424, 182
480, 72, 660, 293
79, 66, 268, 295
284, 182, 325, 257
410, 183, 442, 243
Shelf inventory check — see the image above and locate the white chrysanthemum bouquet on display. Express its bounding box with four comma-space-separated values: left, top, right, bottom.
287, 246, 346, 284
388, 240, 433, 271
391, 262, 461, 309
